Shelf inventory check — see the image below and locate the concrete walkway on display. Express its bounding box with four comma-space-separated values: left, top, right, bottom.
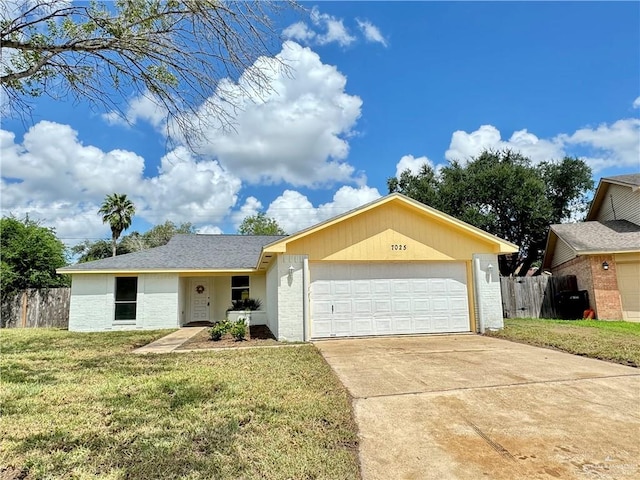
132, 327, 205, 354
316, 335, 640, 480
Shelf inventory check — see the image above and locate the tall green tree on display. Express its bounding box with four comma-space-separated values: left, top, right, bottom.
121, 220, 196, 251
238, 213, 286, 235
99, 193, 136, 257
0, 216, 69, 297
71, 239, 132, 263
388, 150, 593, 275
1, 1, 295, 146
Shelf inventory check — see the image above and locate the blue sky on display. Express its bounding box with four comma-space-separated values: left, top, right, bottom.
2, 1, 639, 246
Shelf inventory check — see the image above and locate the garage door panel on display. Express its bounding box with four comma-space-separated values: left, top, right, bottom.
392, 298, 411, 312
394, 317, 412, 332
412, 280, 429, 294
332, 281, 351, 295
354, 299, 373, 314
392, 280, 411, 294
353, 317, 373, 334
373, 280, 391, 294
431, 297, 450, 312
353, 281, 371, 295
375, 318, 392, 333
333, 300, 352, 315
374, 299, 392, 313
430, 279, 447, 294
413, 298, 430, 312
333, 319, 353, 336
311, 262, 470, 338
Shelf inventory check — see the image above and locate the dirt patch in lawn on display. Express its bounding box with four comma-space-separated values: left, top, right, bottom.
176, 325, 280, 350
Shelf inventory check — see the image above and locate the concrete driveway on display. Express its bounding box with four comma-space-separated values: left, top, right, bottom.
315, 335, 640, 480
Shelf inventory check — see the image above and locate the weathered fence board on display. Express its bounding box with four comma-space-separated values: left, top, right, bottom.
1, 288, 70, 328
500, 275, 577, 319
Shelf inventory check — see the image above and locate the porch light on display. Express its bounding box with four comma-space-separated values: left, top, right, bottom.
602, 261, 609, 270
487, 263, 493, 271
288, 265, 295, 280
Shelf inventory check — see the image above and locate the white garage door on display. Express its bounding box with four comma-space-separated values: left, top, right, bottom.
310, 263, 470, 338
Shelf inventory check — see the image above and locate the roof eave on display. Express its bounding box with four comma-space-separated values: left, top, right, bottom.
57, 267, 260, 275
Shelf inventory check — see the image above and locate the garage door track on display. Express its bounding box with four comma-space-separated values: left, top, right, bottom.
315, 335, 640, 480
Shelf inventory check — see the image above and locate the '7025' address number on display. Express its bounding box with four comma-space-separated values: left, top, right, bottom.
391, 244, 407, 250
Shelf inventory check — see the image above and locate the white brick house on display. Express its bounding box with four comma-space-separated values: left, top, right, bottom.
59, 194, 518, 340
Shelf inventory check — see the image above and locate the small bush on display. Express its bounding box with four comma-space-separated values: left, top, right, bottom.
228, 298, 262, 311
209, 321, 230, 341
229, 318, 247, 341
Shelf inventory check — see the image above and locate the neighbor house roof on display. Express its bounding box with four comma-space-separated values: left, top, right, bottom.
542, 220, 640, 268
59, 234, 286, 273
587, 173, 640, 220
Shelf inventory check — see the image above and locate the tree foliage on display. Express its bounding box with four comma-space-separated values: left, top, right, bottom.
388, 150, 594, 275
70, 239, 132, 264
0, 216, 69, 297
99, 193, 135, 257
121, 220, 196, 251
72, 220, 196, 263
238, 212, 286, 235
1, 0, 293, 145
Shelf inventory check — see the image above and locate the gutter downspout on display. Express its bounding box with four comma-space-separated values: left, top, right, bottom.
474, 256, 485, 334
303, 257, 310, 341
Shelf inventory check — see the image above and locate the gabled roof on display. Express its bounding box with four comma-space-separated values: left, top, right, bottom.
257, 193, 519, 266
59, 234, 286, 273
542, 220, 640, 268
587, 173, 640, 220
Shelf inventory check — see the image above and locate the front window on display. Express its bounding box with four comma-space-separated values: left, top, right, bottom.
231, 276, 250, 301
115, 277, 137, 320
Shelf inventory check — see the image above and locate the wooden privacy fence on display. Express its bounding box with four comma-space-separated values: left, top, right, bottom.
1, 288, 70, 328
500, 275, 577, 319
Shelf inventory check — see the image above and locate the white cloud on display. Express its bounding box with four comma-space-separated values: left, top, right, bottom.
445, 120, 640, 172
102, 92, 167, 128
395, 154, 434, 177
0, 122, 240, 242
197, 225, 223, 235
230, 196, 263, 230
266, 185, 380, 233
283, 7, 356, 47
356, 19, 387, 47
633, 96, 640, 109
178, 41, 362, 187
558, 119, 640, 171
445, 125, 564, 164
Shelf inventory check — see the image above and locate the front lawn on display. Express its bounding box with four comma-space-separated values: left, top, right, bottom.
486, 318, 640, 367
0, 329, 360, 479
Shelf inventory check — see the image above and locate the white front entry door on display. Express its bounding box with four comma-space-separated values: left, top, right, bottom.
310, 262, 470, 338
190, 279, 211, 323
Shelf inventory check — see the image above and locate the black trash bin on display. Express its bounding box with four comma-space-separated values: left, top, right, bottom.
555, 290, 590, 320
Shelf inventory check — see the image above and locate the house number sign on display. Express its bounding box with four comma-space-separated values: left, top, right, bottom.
391, 244, 407, 251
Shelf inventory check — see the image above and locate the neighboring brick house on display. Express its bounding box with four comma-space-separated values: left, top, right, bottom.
542, 174, 640, 321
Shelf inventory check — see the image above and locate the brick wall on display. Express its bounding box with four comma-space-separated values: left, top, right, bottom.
275, 254, 307, 341
588, 254, 623, 320
552, 254, 623, 319
472, 253, 503, 330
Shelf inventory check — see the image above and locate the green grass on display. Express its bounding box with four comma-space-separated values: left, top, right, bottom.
0, 329, 360, 479
485, 318, 640, 367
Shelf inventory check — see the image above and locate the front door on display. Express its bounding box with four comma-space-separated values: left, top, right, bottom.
190, 279, 211, 323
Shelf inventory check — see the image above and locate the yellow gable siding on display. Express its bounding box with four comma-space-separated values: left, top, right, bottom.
284, 202, 496, 261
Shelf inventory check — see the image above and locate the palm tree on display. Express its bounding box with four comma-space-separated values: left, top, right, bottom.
99, 193, 136, 257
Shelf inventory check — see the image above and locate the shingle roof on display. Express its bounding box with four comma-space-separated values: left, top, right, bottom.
602, 173, 640, 187
550, 220, 640, 253
59, 234, 286, 272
